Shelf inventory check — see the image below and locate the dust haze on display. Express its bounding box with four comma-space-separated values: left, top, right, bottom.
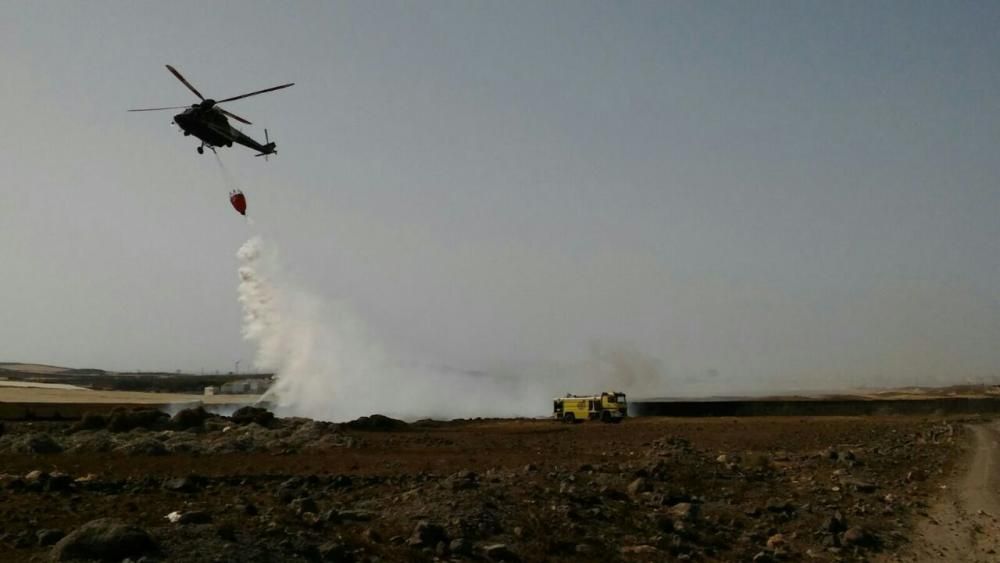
237, 234, 1000, 421
237, 236, 682, 421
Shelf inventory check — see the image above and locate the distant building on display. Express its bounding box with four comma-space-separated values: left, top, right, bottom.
219, 378, 270, 394
204, 386, 216, 396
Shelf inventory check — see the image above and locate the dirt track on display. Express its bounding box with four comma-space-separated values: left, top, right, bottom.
884, 422, 1000, 562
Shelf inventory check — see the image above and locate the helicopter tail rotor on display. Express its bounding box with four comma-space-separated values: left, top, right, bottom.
255, 129, 277, 160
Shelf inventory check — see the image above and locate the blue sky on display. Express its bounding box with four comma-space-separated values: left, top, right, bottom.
1, 2, 997, 392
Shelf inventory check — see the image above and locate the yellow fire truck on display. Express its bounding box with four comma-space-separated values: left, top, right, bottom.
553, 392, 627, 423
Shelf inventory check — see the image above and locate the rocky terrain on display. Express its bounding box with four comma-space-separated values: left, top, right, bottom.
0, 408, 967, 562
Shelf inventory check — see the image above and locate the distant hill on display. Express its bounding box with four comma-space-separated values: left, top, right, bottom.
0, 363, 74, 375
0, 363, 271, 394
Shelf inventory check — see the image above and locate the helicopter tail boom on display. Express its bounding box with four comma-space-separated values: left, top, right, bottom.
254, 129, 276, 158
254, 143, 276, 157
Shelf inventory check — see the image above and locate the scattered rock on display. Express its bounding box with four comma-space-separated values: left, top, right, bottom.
824, 511, 847, 535
649, 511, 674, 531
317, 541, 353, 562
841, 526, 877, 547
627, 477, 652, 497
216, 522, 237, 541
47, 472, 74, 492
50, 518, 157, 561
449, 538, 472, 555
766, 533, 785, 549
670, 502, 699, 521
178, 510, 212, 524
36, 529, 64, 547
289, 496, 319, 515
408, 520, 447, 547
841, 477, 878, 493
0, 413, 960, 562
337, 509, 374, 522
765, 498, 795, 514
162, 475, 202, 493
481, 543, 519, 561
446, 470, 479, 490
276, 476, 304, 502
621, 544, 659, 554
316, 475, 346, 491
116, 437, 167, 456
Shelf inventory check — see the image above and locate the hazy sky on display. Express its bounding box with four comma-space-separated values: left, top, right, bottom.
2, 2, 998, 393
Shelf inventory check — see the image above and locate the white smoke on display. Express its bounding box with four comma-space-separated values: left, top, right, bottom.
236, 236, 551, 421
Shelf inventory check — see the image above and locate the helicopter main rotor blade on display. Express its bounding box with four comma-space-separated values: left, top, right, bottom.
165, 64, 205, 101
128, 105, 189, 112
216, 82, 294, 104
219, 108, 252, 125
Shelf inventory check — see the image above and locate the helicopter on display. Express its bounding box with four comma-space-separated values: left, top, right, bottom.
129, 65, 294, 156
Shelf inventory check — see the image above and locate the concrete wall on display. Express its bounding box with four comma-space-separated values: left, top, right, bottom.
631, 397, 1000, 417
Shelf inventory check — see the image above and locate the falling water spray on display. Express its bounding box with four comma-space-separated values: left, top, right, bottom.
236, 236, 666, 421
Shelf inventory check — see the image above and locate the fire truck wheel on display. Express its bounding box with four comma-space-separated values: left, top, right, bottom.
563, 413, 575, 424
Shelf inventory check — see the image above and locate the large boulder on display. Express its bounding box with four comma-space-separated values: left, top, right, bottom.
407, 521, 447, 548
49, 518, 157, 561
341, 414, 407, 432
71, 412, 108, 432
170, 406, 209, 430
231, 406, 275, 427
162, 475, 204, 493
841, 526, 878, 548
37, 529, 65, 547
107, 408, 168, 433
481, 543, 520, 561
15, 433, 63, 454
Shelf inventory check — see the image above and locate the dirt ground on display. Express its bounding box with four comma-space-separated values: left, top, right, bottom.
0, 410, 975, 562
877, 421, 1000, 563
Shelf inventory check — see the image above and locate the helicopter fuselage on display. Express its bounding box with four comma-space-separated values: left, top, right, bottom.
130, 65, 290, 156
173, 105, 275, 155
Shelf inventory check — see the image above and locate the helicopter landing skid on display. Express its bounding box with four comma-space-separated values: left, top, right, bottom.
197, 144, 217, 155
